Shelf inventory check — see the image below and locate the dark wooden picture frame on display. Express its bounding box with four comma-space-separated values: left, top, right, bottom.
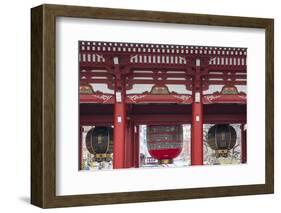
31, 4, 274, 208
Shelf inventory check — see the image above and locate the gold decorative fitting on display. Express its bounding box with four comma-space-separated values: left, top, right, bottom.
159, 159, 173, 164
215, 149, 229, 158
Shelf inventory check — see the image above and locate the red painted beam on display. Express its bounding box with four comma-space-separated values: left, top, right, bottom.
130, 114, 192, 125
80, 115, 113, 126
79, 113, 245, 126
80, 94, 114, 104
79, 63, 111, 70
202, 94, 246, 105
202, 80, 246, 85
126, 94, 193, 104
207, 65, 246, 72
205, 74, 246, 79
204, 114, 246, 124
128, 79, 191, 85
131, 104, 192, 114
80, 71, 112, 78
80, 79, 112, 84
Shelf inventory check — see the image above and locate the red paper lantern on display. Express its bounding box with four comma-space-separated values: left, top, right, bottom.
147, 125, 183, 164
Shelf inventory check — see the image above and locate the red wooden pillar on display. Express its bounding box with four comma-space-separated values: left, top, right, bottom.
125, 120, 134, 168
113, 58, 126, 169
241, 124, 247, 163
134, 125, 140, 168
191, 59, 204, 165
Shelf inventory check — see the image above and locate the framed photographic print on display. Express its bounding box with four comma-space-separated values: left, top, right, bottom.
31, 4, 274, 208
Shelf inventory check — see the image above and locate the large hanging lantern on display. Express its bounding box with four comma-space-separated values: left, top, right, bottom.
86, 126, 113, 162
207, 124, 237, 158
147, 125, 183, 164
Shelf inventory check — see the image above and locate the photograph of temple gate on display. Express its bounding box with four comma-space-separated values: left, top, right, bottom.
79, 41, 247, 170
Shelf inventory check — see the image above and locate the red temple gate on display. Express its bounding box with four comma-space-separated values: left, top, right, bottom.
79, 41, 247, 169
